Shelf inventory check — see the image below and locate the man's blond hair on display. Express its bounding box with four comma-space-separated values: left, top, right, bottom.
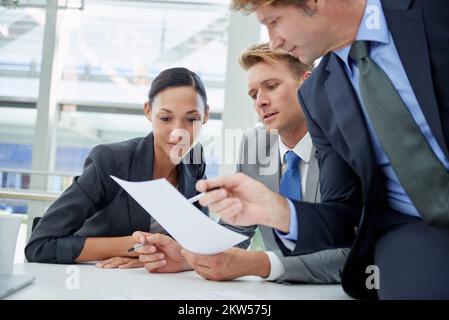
231, 0, 309, 13
239, 43, 313, 81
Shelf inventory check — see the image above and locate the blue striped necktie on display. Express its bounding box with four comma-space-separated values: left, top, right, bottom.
279, 151, 302, 201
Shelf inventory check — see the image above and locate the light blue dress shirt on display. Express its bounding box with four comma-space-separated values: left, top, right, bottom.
281, 0, 449, 242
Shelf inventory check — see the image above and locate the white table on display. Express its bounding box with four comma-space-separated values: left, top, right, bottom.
7, 263, 351, 300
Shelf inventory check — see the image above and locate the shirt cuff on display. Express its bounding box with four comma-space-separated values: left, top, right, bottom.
264, 251, 285, 281
275, 199, 298, 241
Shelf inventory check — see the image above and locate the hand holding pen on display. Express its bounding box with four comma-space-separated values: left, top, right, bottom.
126, 188, 219, 253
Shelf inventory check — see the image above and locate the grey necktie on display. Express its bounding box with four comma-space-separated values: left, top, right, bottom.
349, 41, 449, 228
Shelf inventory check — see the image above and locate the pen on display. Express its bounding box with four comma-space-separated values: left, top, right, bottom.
187, 187, 221, 204
127, 242, 145, 253
187, 192, 206, 204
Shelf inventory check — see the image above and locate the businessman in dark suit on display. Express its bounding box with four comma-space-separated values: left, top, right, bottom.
196, 0, 449, 299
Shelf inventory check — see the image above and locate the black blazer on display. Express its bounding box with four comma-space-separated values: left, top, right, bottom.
284, 0, 449, 299
25, 132, 208, 264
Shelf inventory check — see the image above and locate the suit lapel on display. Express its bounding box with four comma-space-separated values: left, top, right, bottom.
177, 165, 196, 202
178, 143, 204, 201
382, 0, 449, 158
127, 132, 154, 232
255, 130, 280, 193
324, 53, 386, 207
257, 130, 280, 251
324, 54, 377, 178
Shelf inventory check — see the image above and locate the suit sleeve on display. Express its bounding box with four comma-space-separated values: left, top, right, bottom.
25, 145, 118, 264
274, 248, 350, 284
282, 90, 362, 255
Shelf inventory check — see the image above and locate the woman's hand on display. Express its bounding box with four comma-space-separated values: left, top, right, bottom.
132, 231, 192, 273
95, 256, 143, 269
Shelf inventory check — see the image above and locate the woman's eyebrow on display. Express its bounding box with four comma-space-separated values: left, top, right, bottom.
186, 110, 201, 114
158, 108, 173, 113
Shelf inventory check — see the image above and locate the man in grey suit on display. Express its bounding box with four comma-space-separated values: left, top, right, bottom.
183, 43, 349, 283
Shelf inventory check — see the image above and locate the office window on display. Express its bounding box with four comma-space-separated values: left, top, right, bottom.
0, 6, 45, 99
54, 0, 229, 179
0, 6, 44, 191
59, 0, 228, 112
1, 1, 228, 182
0, 106, 37, 189
1, 0, 232, 221
0, 107, 36, 217
56, 107, 150, 170
0, 106, 36, 166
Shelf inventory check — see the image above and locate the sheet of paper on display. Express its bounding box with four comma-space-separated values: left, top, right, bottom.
111, 176, 248, 254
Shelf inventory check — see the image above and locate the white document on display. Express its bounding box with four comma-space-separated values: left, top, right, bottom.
111, 176, 248, 254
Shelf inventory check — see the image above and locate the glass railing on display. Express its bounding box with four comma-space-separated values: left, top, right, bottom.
0, 168, 76, 263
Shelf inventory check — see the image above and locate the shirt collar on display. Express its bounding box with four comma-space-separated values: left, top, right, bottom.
279, 132, 313, 165
333, 0, 390, 69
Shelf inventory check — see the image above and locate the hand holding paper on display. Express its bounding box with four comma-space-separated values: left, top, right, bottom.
111, 176, 248, 254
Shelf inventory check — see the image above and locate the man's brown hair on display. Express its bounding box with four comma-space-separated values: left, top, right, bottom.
231, 0, 309, 14
239, 43, 313, 81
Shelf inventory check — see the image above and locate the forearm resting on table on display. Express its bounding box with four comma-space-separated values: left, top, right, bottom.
75, 236, 137, 262
245, 251, 271, 278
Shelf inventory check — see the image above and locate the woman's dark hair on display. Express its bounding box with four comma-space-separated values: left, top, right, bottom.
148, 67, 208, 110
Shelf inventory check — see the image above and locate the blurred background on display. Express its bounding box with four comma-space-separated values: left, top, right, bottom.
0, 0, 268, 261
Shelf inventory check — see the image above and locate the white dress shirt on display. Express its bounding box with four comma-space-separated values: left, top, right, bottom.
265, 133, 313, 281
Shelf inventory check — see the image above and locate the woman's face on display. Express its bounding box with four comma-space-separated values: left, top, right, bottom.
145, 86, 208, 164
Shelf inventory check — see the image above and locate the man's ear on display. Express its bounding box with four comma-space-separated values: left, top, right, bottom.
144, 102, 152, 122
303, 71, 312, 80
301, 0, 320, 16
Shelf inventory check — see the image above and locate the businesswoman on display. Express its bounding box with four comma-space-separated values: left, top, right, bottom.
25, 67, 209, 268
